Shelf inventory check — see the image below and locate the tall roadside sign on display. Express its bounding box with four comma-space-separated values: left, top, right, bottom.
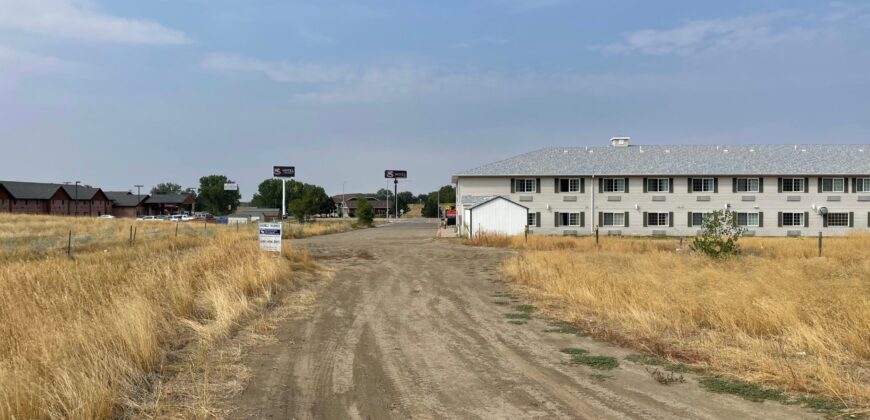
273, 166, 295, 218
258, 222, 282, 253
385, 170, 407, 219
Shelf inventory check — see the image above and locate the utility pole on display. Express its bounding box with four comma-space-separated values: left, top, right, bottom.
134, 184, 143, 218
342, 181, 346, 218
437, 189, 441, 220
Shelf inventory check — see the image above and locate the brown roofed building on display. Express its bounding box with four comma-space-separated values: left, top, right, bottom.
331, 193, 389, 217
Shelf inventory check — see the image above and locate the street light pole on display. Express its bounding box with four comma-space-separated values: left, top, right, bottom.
134, 184, 143, 218
74, 181, 80, 217
342, 181, 346, 218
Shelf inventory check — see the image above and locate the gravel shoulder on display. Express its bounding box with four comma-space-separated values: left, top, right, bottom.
229, 221, 816, 419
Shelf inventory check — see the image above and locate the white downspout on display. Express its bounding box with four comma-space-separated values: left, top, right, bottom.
590, 174, 595, 234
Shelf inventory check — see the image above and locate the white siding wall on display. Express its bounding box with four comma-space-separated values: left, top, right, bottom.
457, 176, 870, 237
466, 198, 527, 237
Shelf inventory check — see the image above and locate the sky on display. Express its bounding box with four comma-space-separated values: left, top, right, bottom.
1, 0, 869, 199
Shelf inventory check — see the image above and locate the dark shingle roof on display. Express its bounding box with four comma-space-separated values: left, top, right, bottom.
145, 194, 195, 205
0, 181, 66, 200
60, 184, 102, 200
105, 191, 148, 207
455, 144, 870, 177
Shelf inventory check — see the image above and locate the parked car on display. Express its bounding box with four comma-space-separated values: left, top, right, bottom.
139, 216, 160, 221
98, 214, 115, 219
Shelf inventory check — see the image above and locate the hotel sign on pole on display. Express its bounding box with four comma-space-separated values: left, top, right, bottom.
384, 170, 407, 179
273, 166, 295, 178
258, 222, 282, 253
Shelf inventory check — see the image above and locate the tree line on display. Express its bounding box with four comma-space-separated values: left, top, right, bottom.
149, 177, 456, 219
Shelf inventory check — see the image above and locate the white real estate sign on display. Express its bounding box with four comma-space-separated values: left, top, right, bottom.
258, 222, 282, 253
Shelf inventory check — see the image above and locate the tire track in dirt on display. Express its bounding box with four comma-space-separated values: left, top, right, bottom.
229, 221, 818, 420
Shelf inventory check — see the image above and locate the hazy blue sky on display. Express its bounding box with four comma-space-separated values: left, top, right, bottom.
1, 0, 868, 198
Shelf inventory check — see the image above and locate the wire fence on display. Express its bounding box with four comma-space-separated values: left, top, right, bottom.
0, 222, 233, 258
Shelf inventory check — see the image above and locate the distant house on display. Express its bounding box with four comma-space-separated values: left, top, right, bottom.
143, 193, 196, 215
105, 191, 149, 218
227, 208, 280, 224
0, 181, 74, 215
331, 193, 389, 217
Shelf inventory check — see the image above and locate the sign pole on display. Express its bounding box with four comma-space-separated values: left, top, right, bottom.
394, 178, 398, 219
281, 178, 286, 219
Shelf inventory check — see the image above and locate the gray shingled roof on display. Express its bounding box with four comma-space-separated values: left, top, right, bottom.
146, 194, 194, 205
0, 181, 66, 200
455, 144, 870, 177
60, 184, 103, 200
105, 191, 148, 207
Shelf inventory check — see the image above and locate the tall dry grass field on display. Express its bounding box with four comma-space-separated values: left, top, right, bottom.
0, 214, 314, 419
477, 233, 870, 408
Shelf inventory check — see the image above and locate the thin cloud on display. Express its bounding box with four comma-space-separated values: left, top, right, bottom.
0, 0, 189, 45
595, 14, 814, 56
450, 37, 509, 49
0, 45, 72, 72
298, 29, 335, 45
201, 53, 354, 84
491, 0, 566, 13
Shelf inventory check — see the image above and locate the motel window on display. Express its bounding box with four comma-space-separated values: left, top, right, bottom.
559, 178, 581, 193
736, 212, 759, 227
827, 213, 849, 227
646, 212, 669, 226
527, 213, 537, 226
646, 178, 669, 192
782, 178, 804, 192
736, 178, 760, 192
857, 178, 870, 192
603, 178, 625, 193
560, 212, 581, 226
692, 178, 715, 192
691, 212, 712, 227
782, 212, 803, 227
822, 178, 845, 193
515, 178, 537, 193
602, 212, 625, 227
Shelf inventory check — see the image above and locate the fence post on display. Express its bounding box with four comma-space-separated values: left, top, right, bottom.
129, 225, 133, 245
133, 227, 137, 243
818, 231, 823, 257
67, 230, 72, 258
204, 219, 207, 234
175, 222, 179, 238
595, 226, 599, 247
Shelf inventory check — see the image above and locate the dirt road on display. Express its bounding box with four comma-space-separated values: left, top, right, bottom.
231, 221, 814, 419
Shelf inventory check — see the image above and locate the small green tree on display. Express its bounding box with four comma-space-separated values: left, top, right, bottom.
356, 197, 374, 226
691, 210, 746, 259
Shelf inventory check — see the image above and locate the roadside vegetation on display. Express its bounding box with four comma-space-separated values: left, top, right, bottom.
470, 231, 870, 411
0, 214, 318, 419
281, 219, 365, 239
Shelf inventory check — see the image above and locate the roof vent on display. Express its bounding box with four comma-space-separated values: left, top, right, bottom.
610, 137, 630, 147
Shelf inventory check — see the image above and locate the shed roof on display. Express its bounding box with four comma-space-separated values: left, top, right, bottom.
455, 144, 870, 177
0, 181, 68, 200
462, 195, 527, 210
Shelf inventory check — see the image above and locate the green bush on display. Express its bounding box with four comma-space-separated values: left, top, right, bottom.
356, 197, 374, 226
691, 210, 746, 259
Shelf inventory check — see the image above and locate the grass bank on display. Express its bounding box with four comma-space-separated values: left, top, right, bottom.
473, 233, 870, 411
0, 214, 316, 419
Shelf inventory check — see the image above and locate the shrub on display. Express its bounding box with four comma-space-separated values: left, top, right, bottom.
356, 197, 374, 226
691, 210, 745, 258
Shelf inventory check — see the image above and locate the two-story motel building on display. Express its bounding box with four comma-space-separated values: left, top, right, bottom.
453, 138, 870, 237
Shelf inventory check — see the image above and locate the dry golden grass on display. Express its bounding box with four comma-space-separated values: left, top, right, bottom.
282, 220, 365, 239
0, 214, 316, 419
477, 233, 870, 409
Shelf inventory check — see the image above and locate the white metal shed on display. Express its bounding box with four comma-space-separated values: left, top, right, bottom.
463, 196, 528, 238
